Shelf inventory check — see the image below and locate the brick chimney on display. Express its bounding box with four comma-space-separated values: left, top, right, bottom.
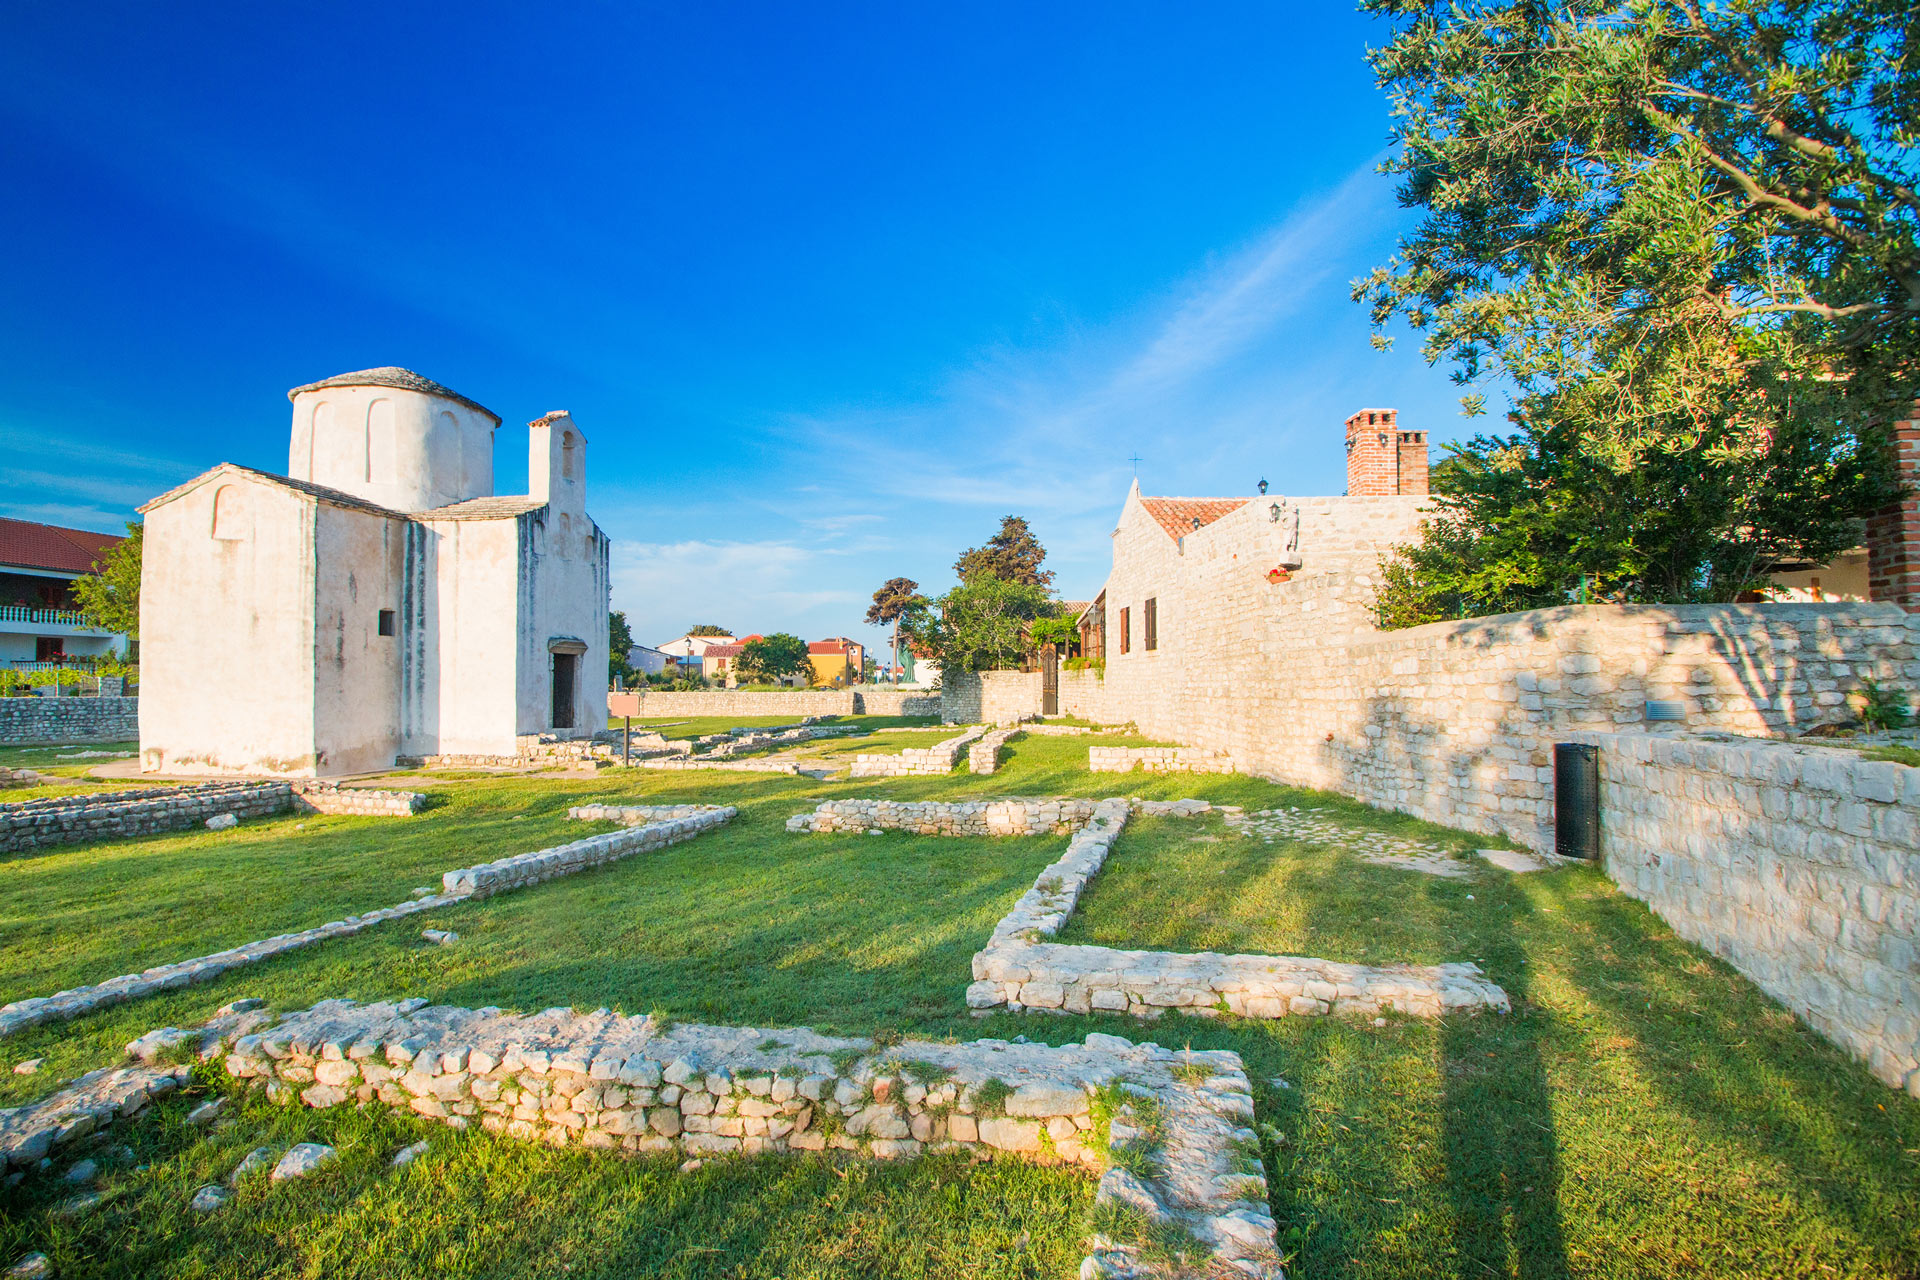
1345, 408, 1428, 496
1866, 406, 1920, 611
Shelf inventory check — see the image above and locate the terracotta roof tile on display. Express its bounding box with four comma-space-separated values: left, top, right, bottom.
0, 517, 126, 575
1139, 497, 1249, 540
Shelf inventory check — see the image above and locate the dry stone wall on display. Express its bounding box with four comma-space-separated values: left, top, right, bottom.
1570, 731, 1920, 1096
222, 998, 1284, 1277
849, 726, 986, 777
0, 782, 292, 854
1089, 746, 1234, 775
445, 806, 735, 897
940, 671, 1042, 725
968, 725, 1026, 774
0, 696, 140, 746
291, 783, 427, 817
853, 688, 942, 717
788, 797, 1103, 837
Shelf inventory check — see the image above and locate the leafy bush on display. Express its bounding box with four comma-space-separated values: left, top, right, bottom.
1854, 678, 1913, 732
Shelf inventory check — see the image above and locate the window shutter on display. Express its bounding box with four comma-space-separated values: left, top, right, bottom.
1144, 597, 1157, 651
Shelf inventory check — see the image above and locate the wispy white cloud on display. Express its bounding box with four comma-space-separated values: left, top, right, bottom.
610, 538, 862, 644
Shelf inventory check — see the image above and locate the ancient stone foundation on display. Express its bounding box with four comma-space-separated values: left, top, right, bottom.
218, 998, 1284, 1277
966, 798, 1508, 1021
788, 797, 1103, 837
1089, 746, 1235, 775
444, 806, 735, 897
0, 779, 429, 854
849, 726, 987, 777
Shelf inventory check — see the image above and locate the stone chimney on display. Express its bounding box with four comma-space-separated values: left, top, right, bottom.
1345, 408, 1428, 496
1866, 406, 1920, 610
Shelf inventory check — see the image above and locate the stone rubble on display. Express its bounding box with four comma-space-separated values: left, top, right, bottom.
849, 726, 989, 777
968, 799, 1508, 1021
0, 1064, 193, 1172
271, 1142, 338, 1181
1224, 807, 1471, 878
222, 998, 1283, 1278
0, 779, 429, 856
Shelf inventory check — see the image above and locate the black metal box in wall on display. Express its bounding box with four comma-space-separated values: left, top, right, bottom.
1554, 742, 1600, 860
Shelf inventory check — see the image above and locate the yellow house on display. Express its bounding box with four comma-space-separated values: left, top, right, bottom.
807, 637, 864, 687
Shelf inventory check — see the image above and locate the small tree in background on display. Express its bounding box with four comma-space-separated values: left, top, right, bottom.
906, 577, 1057, 673
866, 576, 926, 677
72, 521, 142, 640
738, 632, 812, 686
608, 610, 637, 685
686, 623, 732, 637
954, 516, 1055, 588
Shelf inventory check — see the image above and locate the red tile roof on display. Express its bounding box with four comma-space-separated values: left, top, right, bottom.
703, 644, 746, 659
808, 640, 858, 655
0, 517, 126, 575
1139, 497, 1249, 540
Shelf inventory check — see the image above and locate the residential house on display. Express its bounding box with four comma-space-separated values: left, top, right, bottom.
0, 516, 131, 667
808, 637, 864, 687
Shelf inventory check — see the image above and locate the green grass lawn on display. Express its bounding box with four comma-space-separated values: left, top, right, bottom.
0, 741, 158, 802
1056, 814, 1497, 966
2, 733, 1916, 1278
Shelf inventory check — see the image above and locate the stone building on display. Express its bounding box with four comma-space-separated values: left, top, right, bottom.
138, 368, 609, 776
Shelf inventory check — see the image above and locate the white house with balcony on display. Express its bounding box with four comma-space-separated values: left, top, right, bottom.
137, 367, 609, 777
0, 517, 131, 667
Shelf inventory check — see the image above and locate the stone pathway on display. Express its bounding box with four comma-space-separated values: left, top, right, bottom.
1225, 807, 1471, 878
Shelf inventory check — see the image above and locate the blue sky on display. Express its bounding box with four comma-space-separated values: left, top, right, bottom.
0, 2, 1477, 652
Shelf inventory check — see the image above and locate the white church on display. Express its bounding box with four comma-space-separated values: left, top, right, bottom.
138, 368, 609, 776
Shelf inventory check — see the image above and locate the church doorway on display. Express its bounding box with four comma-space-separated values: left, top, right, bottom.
551, 652, 577, 729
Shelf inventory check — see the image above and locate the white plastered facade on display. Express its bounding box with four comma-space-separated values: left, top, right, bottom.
139, 371, 608, 777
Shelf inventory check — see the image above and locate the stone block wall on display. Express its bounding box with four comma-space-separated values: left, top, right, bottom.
853, 689, 942, 717
0, 696, 140, 745
444, 806, 736, 897
291, 783, 428, 816
1571, 731, 1920, 1095
788, 797, 1101, 836
848, 726, 987, 777
1088, 746, 1234, 774
0, 781, 292, 854
1067, 595, 1917, 849
621, 690, 858, 717
940, 670, 1042, 725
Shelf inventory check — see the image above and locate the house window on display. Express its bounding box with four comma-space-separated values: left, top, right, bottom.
211, 485, 246, 540
1144, 597, 1157, 651
377, 609, 396, 637
1119, 607, 1131, 655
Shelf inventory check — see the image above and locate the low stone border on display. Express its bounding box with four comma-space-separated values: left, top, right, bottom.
1024, 724, 1100, 736
966, 799, 1509, 1021
1226, 807, 1470, 878
0, 766, 42, 789
0, 1064, 194, 1172
968, 725, 1025, 775
221, 998, 1283, 1278
291, 783, 428, 817
849, 726, 987, 777
1, 780, 431, 855
637, 758, 802, 775
1089, 747, 1235, 775
788, 797, 1103, 837
0, 809, 736, 1040
443, 807, 737, 898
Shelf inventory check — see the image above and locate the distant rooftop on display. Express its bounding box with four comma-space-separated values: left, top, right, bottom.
286, 367, 500, 424
0, 516, 126, 576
